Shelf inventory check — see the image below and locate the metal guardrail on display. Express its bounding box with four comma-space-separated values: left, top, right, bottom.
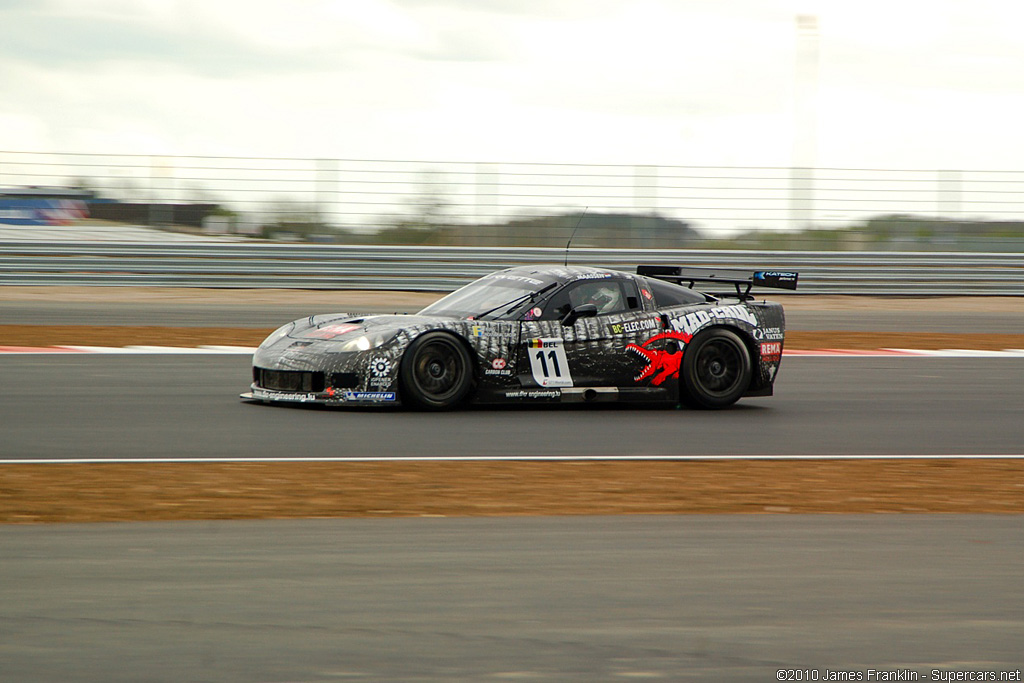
1, 242, 1022, 295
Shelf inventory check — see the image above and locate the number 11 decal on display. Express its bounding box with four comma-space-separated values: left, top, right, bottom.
527, 338, 573, 387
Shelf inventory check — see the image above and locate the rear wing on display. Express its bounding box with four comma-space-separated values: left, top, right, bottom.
636, 265, 798, 301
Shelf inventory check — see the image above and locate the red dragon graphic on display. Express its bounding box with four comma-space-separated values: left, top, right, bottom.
626, 331, 692, 385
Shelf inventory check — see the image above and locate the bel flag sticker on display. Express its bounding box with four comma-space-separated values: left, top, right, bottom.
527, 338, 573, 388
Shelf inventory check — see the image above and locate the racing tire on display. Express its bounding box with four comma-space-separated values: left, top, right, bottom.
399, 332, 475, 411
680, 328, 752, 410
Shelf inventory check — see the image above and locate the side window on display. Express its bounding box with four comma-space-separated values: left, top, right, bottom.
539, 279, 641, 320
644, 277, 709, 307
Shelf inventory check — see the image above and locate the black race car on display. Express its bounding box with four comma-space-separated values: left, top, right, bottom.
241, 264, 797, 410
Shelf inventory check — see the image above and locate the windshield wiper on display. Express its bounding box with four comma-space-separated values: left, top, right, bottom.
473, 282, 556, 320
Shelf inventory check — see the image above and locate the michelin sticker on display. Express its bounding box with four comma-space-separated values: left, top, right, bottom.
342, 391, 397, 402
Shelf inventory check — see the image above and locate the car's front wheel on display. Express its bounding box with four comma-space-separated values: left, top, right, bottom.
680, 328, 752, 409
399, 332, 475, 410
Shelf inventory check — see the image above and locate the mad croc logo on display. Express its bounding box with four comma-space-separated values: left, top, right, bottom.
625, 331, 692, 386
669, 305, 757, 336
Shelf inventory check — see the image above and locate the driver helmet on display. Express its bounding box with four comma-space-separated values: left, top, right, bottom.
586, 285, 620, 313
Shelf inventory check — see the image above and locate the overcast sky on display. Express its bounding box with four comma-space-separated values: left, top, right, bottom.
3, 0, 1024, 170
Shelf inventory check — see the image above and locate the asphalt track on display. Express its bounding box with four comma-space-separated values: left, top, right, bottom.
2, 515, 1022, 682
3, 355, 1023, 681
1, 355, 1022, 459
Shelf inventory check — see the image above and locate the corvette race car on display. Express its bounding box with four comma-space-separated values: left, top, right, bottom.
241, 264, 797, 410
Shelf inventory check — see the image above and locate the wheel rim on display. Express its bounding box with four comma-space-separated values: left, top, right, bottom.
412, 339, 463, 400
694, 338, 742, 396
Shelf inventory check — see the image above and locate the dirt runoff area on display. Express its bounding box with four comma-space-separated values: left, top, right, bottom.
3, 460, 1024, 524
2, 288, 1023, 524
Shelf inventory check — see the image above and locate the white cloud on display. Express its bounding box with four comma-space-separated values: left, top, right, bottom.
1, 0, 1024, 170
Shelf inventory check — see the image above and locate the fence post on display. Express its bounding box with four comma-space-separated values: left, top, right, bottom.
316, 158, 337, 230
789, 166, 815, 232
148, 155, 174, 227
476, 162, 498, 242
937, 169, 961, 218
633, 165, 658, 248
937, 169, 962, 247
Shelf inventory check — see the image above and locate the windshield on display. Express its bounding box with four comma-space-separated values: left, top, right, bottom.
419, 274, 551, 320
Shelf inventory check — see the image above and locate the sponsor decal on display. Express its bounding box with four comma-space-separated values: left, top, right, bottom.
471, 323, 514, 337
570, 272, 613, 280
669, 305, 758, 336
754, 270, 798, 284
641, 287, 653, 301
760, 342, 782, 361
368, 356, 393, 387
752, 327, 784, 341
484, 273, 544, 286
504, 389, 562, 400
253, 388, 318, 402
524, 306, 542, 321
306, 323, 361, 339
527, 338, 573, 387
626, 331, 692, 385
369, 357, 392, 377
608, 318, 660, 335
0, 198, 88, 226
485, 357, 511, 376
342, 391, 397, 402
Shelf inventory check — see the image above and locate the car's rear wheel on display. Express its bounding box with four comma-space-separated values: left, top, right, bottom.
399, 332, 474, 410
681, 328, 752, 409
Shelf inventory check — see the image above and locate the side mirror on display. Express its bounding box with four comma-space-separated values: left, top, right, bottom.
561, 303, 598, 327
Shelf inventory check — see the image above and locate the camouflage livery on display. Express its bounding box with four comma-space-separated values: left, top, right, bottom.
241, 264, 791, 410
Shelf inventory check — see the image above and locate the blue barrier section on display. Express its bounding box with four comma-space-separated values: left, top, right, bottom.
0, 199, 88, 226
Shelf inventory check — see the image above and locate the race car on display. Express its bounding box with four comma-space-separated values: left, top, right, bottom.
241, 264, 797, 410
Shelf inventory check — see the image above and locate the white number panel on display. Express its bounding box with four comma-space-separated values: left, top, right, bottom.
527, 338, 573, 388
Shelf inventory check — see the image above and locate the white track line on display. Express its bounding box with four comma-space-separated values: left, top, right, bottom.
787, 349, 1024, 358
2, 454, 1023, 465
2, 346, 1024, 357
0, 345, 259, 354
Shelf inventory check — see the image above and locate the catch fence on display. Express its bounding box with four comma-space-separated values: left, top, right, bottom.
3, 151, 1024, 251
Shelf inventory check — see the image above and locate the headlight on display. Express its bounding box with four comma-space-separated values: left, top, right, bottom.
335, 331, 395, 353
259, 323, 294, 348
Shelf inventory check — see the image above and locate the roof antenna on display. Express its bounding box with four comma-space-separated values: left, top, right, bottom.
563, 207, 588, 267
